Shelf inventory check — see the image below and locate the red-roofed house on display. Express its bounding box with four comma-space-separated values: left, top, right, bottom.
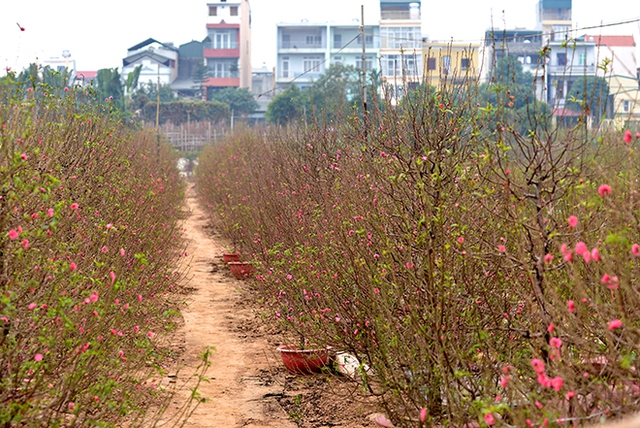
587, 35, 636, 78
74, 70, 97, 87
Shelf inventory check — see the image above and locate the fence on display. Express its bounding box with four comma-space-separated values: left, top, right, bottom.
160, 122, 228, 152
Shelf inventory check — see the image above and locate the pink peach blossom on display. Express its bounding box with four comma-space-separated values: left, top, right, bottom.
419, 408, 427, 422
624, 130, 632, 143
531, 358, 545, 374
484, 412, 495, 426
608, 319, 623, 330
8, 229, 19, 240
598, 184, 612, 197
568, 215, 578, 228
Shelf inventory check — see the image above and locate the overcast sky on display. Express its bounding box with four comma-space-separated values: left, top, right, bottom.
1, 0, 639, 73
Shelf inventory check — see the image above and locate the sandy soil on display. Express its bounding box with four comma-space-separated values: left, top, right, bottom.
158, 184, 381, 428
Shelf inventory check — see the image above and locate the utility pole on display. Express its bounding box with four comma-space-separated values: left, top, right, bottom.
156, 66, 161, 156
360, 5, 368, 138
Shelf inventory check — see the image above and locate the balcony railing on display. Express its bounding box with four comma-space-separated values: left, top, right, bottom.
280, 42, 324, 49
204, 42, 238, 49
381, 10, 420, 20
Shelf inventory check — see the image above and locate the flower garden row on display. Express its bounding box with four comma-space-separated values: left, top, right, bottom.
1, 83, 190, 426
196, 86, 640, 427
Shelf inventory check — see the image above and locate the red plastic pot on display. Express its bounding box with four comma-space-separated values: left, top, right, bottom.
276, 345, 331, 374
222, 253, 241, 263
227, 261, 253, 279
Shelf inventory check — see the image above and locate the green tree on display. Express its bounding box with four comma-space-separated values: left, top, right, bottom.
478, 56, 536, 110
96, 68, 124, 107
308, 63, 360, 122
192, 59, 209, 99
265, 84, 310, 125
566, 76, 609, 119
210, 87, 258, 116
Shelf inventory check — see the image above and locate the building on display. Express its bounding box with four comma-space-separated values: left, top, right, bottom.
590, 35, 640, 123
172, 40, 206, 98
422, 41, 481, 88
536, 0, 572, 42
122, 38, 178, 88
204, 0, 252, 97
482, 29, 544, 77
275, 18, 380, 91
379, 0, 422, 97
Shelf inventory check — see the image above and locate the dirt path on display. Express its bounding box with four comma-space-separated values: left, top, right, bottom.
163, 184, 297, 428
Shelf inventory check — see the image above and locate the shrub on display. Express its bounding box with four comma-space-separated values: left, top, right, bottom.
197, 74, 640, 427
0, 80, 192, 426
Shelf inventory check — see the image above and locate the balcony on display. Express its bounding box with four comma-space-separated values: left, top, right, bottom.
547, 64, 596, 76
204, 42, 238, 49
380, 10, 420, 20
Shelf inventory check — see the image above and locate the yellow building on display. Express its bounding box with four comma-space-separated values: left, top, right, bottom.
422, 42, 481, 89
606, 74, 640, 125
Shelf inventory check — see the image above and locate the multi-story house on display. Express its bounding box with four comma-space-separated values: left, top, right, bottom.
204, 0, 252, 96
482, 29, 544, 77
536, 0, 572, 43
422, 41, 481, 88
379, 0, 422, 98
122, 38, 178, 88
275, 19, 380, 91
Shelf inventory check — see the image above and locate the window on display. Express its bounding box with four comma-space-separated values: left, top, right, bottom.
334, 34, 342, 48
427, 57, 436, 71
334, 56, 342, 65
461, 58, 471, 71
356, 57, 374, 71
208, 6, 217, 16
230, 6, 238, 15
208, 59, 238, 78
358, 35, 374, 46
556, 79, 565, 99
306, 35, 321, 46
578, 52, 586, 66
282, 34, 290, 49
557, 52, 567, 66
442, 55, 451, 75
380, 27, 421, 49
215, 32, 231, 49
282, 57, 289, 78
623, 100, 630, 112
303, 56, 322, 72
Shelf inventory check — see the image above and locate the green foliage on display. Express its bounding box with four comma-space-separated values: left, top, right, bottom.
209, 87, 258, 116
141, 100, 229, 125
265, 84, 310, 125
566, 75, 610, 118
308, 63, 361, 122
96, 67, 124, 107
192, 59, 209, 99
